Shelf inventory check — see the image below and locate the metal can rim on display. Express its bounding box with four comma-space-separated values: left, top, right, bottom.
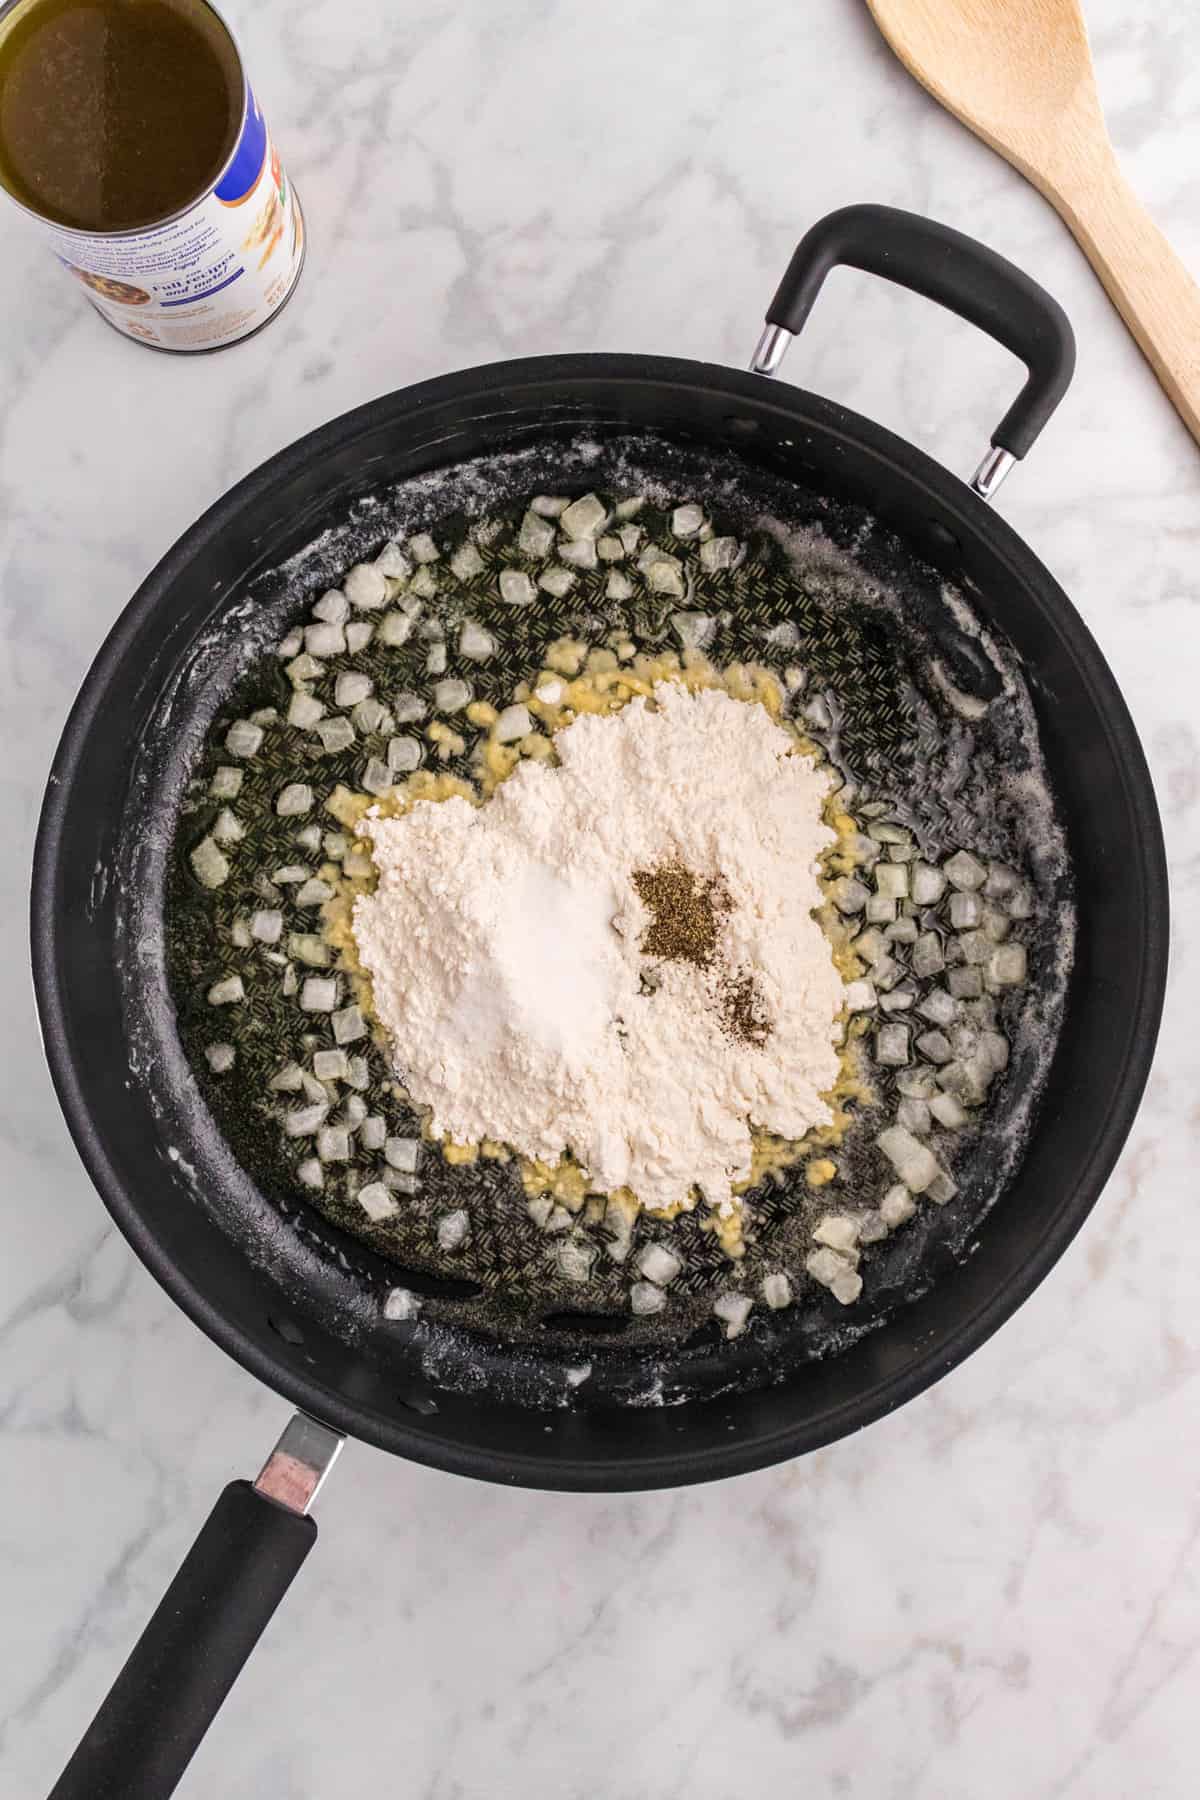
0, 0, 254, 239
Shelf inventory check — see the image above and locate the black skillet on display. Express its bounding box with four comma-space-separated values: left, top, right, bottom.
33, 208, 1167, 1797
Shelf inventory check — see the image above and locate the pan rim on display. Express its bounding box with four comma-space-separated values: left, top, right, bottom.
30, 351, 1169, 1489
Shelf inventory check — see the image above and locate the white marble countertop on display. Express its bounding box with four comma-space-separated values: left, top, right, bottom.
2, 1, 1197, 1794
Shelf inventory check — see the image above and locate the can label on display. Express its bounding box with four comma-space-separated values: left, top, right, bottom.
39, 84, 303, 352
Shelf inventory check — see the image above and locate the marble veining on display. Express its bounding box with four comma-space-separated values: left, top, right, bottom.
1, 1, 1197, 1794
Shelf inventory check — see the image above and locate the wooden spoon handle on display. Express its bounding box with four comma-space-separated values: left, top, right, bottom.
1048, 154, 1200, 444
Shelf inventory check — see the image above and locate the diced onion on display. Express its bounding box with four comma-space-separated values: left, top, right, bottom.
560, 493, 607, 540
912, 931, 945, 977
351, 697, 388, 734
359, 1115, 386, 1150
875, 1023, 910, 1066
285, 1102, 328, 1138
930, 1092, 967, 1130
500, 569, 536, 606
833, 876, 870, 915
207, 974, 244, 1006
361, 1184, 400, 1223
335, 671, 373, 707
986, 943, 1027, 988
190, 836, 230, 888
434, 678, 471, 712
537, 566, 574, 598
361, 758, 392, 796
762, 1272, 793, 1309
305, 622, 346, 657
911, 862, 946, 905
345, 564, 388, 610
557, 1240, 595, 1283
877, 1125, 938, 1194
495, 703, 532, 744
450, 542, 485, 580
645, 556, 685, 597
387, 736, 422, 773
408, 532, 439, 564
209, 766, 243, 800
459, 621, 496, 661
317, 1125, 350, 1162
385, 1137, 420, 1173
879, 1183, 915, 1226
250, 909, 283, 943
287, 692, 325, 729
671, 611, 714, 650
714, 1292, 753, 1337
313, 589, 348, 624
316, 716, 356, 753
288, 932, 328, 966
383, 1284, 421, 1317
295, 878, 334, 906
287, 652, 325, 685
948, 890, 982, 929
375, 542, 411, 580
875, 863, 909, 901
630, 1280, 665, 1316
699, 535, 739, 571
392, 692, 426, 725
438, 1209, 470, 1251
915, 1028, 953, 1064
559, 537, 597, 569
813, 1214, 860, 1253
224, 720, 263, 758
378, 610, 414, 648
300, 976, 338, 1012
916, 987, 956, 1027
204, 1043, 235, 1072
276, 783, 313, 817
944, 850, 987, 891
519, 512, 557, 556
332, 1004, 367, 1045
636, 1243, 682, 1286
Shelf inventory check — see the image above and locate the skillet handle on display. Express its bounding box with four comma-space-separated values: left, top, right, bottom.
51, 1415, 342, 1800
753, 203, 1076, 499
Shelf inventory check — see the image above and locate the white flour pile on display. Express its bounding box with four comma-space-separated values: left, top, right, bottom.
352, 684, 844, 1214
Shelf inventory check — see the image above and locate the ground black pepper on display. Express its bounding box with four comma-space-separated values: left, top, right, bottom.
633, 861, 729, 967
634, 860, 773, 1046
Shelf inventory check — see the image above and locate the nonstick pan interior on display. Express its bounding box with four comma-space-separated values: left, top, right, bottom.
34, 358, 1167, 1487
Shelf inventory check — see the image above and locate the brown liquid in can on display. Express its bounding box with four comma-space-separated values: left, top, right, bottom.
0, 0, 243, 233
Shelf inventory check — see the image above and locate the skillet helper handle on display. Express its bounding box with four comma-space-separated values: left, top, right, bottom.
51, 1414, 341, 1800
754, 202, 1076, 498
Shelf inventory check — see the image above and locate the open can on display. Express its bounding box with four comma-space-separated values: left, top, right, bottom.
0, 0, 304, 351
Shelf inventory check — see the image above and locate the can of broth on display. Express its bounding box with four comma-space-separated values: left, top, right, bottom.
0, 0, 304, 350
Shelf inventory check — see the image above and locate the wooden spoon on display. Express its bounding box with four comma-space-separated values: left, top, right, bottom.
866, 0, 1200, 444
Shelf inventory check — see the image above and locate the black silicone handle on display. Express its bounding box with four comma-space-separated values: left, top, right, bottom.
766, 203, 1075, 459
50, 1481, 317, 1800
